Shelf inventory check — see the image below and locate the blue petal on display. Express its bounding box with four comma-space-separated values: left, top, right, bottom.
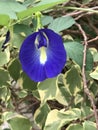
42, 29, 66, 77
2, 30, 10, 51
19, 29, 66, 82
19, 32, 47, 81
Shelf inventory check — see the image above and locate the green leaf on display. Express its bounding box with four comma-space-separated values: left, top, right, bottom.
8, 59, 21, 81
83, 121, 97, 130
64, 41, 93, 71
3, 112, 31, 130
63, 66, 82, 95
0, 49, 10, 66
94, 52, 98, 62
44, 109, 61, 130
44, 108, 81, 130
90, 67, 98, 80
56, 76, 72, 106
74, 94, 83, 105
66, 124, 83, 130
81, 106, 94, 120
16, 90, 28, 98
17, 72, 37, 91
17, 0, 69, 19
0, 14, 10, 26
89, 81, 98, 97
34, 103, 50, 129
32, 90, 40, 100
0, 0, 26, 19
12, 24, 32, 49
8, 115, 31, 130
55, 86, 71, 106
0, 68, 10, 87
37, 78, 58, 105
12, 34, 24, 49
0, 37, 10, 66
41, 15, 53, 26
48, 16, 75, 33
0, 86, 11, 102
3, 111, 17, 121
13, 24, 32, 36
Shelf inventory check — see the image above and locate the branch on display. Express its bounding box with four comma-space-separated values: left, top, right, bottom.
75, 23, 98, 130
88, 36, 98, 43
82, 110, 98, 121
64, 6, 98, 22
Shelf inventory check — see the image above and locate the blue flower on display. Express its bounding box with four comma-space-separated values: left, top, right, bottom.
19, 29, 66, 82
2, 30, 10, 51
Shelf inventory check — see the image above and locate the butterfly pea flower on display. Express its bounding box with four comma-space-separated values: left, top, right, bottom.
2, 30, 10, 51
19, 29, 66, 82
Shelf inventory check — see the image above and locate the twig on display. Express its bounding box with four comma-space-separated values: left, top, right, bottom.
70, 1, 82, 6
65, 10, 83, 17
75, 11, 94, 20
75, 23, 98, 130
82, 109, 98, 121
75, 6, 98, 20
64, 10, 97, 21
88, 36, 98, 43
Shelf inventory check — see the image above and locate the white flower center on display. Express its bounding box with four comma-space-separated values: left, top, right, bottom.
40, 47, 47, 64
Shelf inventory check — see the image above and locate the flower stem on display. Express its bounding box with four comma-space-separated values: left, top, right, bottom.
35, 11, 43, 32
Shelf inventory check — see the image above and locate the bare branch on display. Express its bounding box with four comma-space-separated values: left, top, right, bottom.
75, 22, 98, 130
88, 36, 98, 43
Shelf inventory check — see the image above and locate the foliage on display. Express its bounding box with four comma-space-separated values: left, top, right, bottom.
0, 0, 98, 130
